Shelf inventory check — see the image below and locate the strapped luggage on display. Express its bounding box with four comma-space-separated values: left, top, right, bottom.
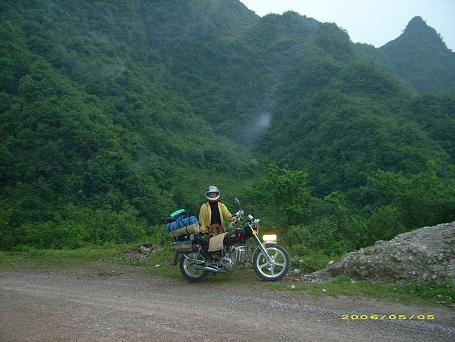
166, 209, 200, 239
169, 223, 200, 239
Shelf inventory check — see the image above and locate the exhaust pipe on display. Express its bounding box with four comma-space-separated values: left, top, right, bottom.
192, 264, 220, 272
183, 254, 221, 272
183, 254, 204, 264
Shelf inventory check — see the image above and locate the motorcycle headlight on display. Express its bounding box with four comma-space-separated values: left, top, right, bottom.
263, 234, 277, 243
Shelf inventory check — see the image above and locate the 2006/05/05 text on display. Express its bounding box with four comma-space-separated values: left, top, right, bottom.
341, 314, 435, 320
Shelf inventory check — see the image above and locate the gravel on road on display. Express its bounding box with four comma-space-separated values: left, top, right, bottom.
0, 268, 454, 341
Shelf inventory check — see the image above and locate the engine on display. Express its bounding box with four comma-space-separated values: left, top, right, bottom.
220, 245, 250, 271
234, 245, 248, 264
219, 247, 237, 271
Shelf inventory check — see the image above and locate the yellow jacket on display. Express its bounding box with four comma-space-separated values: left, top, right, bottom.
199, 201, 232, 233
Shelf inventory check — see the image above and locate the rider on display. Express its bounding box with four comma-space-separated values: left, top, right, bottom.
199, 185, 233, 236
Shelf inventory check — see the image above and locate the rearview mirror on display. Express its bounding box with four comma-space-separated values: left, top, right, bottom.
234, 197, 240, 208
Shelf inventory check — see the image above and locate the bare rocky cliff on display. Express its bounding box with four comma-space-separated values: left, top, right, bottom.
305, 221, 455, 284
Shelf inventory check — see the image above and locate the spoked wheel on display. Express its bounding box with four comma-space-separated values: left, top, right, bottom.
253, 244, 290, 281
179, 251, 209, 282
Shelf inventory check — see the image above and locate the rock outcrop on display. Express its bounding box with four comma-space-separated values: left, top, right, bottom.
305, 221, 455, 284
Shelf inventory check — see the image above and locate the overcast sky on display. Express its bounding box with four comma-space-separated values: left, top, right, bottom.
239, 0, 455, 51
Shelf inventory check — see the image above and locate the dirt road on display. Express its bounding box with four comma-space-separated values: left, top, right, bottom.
0, 268, 454, 341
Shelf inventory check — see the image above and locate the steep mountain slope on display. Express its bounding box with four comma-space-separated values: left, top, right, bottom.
249, 14, 454, 194
0, 0, 259, 240
357, 16, 455, 93
0, 1, 454, 249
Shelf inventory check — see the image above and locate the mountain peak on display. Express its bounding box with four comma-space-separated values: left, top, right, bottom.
400, 16, 446, 48
404, 16, 433, 35
406, 16, 426, 29
374, 15, 455, 92
381, 16, 447, 52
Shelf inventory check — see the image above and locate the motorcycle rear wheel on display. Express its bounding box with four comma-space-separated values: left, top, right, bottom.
180, 251, 209, 282
253, 244, 289, 281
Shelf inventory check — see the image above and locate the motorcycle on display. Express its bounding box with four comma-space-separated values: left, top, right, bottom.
173, 198, 290, 282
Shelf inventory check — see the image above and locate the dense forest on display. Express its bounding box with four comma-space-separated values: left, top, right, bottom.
1, 0, 454, 259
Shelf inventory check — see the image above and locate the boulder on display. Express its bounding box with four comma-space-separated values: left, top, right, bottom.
304, 221, 455, 284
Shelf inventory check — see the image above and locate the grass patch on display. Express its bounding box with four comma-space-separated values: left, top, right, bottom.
0, 244, 135, 268
290, 250, 339, 273
251, 275, 455, 306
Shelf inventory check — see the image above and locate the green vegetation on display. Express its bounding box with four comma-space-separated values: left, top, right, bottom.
1, 0, 454, 273
242, 164, 455, 257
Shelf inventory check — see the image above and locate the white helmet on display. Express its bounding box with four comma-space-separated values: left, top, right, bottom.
205, 185, 220, 201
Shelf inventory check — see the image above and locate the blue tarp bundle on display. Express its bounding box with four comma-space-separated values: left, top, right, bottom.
166, 213, 198, 233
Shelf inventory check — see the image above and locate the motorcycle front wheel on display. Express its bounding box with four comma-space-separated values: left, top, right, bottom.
179, 251, 209, 282
253, 244, 290, 281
